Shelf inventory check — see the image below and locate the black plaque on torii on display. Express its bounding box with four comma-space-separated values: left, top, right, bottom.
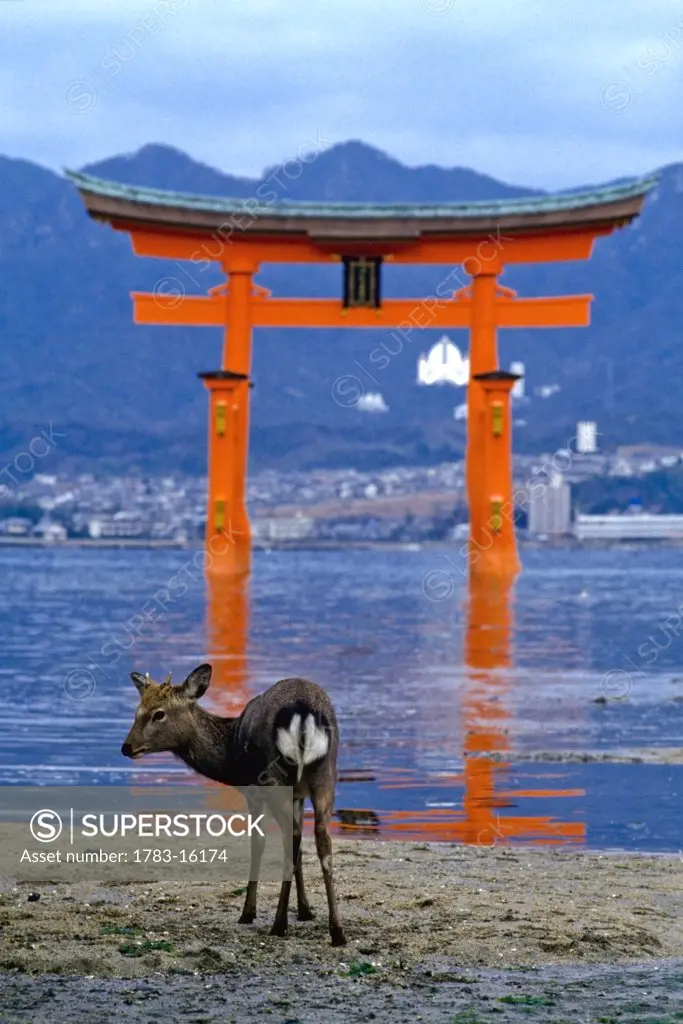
342, 256, 382, 309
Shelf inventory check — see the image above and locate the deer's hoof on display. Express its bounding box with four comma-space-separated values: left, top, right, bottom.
297, 907, 315, 922
238, 912, 255, 925
330, 926, 347, 947
269, 920, 288, 937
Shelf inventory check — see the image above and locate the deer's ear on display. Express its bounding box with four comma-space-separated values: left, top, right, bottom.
181, 663, 212, 701
130, 672, 148, 696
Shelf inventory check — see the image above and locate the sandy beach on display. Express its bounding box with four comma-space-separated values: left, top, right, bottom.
2, 837, 683, 1021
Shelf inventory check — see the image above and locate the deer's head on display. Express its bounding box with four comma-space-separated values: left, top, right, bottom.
121, 664, 212, 759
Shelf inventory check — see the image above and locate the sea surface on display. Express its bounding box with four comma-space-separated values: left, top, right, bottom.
1, 544, 683, 851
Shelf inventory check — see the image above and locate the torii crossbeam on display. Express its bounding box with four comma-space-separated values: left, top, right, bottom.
68, 169, 655, 577
132, 281, 592, 331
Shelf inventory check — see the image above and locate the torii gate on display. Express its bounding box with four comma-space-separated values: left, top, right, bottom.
69, 170, 654, 576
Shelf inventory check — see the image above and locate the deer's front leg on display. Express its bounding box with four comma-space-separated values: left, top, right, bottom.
239, 798, 266, 924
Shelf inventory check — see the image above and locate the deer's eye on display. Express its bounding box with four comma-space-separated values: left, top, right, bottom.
152, 710, 166, 723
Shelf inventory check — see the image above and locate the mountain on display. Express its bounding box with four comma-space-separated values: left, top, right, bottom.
0, 140, 681, 474
82, 140, 539, 204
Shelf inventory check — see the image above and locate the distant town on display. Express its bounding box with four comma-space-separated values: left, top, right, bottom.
3, 435, 683, 547
4, 337, 683, 548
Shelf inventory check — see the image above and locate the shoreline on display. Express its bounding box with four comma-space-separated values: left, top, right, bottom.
3, 536, 683, 552
2, 838, 683, 1020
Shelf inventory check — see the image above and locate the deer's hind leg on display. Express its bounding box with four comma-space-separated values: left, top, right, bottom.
310, 778, 346, 946
269, 792, 296, 937
293, 797, 314, 921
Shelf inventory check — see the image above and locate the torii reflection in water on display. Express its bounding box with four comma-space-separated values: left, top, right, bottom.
367, 574, 586, 844
204, 571, 251, 717
461, 575, 585, 847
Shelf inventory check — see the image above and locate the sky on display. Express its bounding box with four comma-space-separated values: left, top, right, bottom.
1, 0, 682, 190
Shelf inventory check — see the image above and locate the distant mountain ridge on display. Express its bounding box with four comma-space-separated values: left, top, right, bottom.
0, 140, 680, 474
82, 140, 540, 203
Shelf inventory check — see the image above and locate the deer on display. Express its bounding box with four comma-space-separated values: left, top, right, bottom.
121, 663, 347, 946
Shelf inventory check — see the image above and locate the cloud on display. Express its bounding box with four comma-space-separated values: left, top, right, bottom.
0, 0, 681, 188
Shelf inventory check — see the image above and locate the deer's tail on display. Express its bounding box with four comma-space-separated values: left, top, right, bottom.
275, 705, 330, 781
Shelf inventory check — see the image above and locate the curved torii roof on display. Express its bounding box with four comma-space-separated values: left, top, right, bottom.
67, 169, 657, 243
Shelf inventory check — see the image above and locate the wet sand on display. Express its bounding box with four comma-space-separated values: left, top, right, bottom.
2, 838, 683, 1021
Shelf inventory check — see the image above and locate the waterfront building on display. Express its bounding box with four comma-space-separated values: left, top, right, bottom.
527, 474, 571, 536
575, 514, 683, 542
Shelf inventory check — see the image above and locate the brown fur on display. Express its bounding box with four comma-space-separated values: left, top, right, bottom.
139, 682, 173, 709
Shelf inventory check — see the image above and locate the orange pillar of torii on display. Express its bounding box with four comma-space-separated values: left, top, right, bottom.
69, 170, 655, 576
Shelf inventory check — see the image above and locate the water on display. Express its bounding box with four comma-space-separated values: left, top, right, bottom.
1, 544, 682, 851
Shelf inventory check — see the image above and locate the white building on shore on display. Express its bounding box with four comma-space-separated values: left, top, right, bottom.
575, 514, 683, 542
528, 474, 571, 536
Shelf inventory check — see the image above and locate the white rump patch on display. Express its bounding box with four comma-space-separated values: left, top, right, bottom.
302, 713, 329, 766
276, 713, 302, 770
276, 713, 329, 781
